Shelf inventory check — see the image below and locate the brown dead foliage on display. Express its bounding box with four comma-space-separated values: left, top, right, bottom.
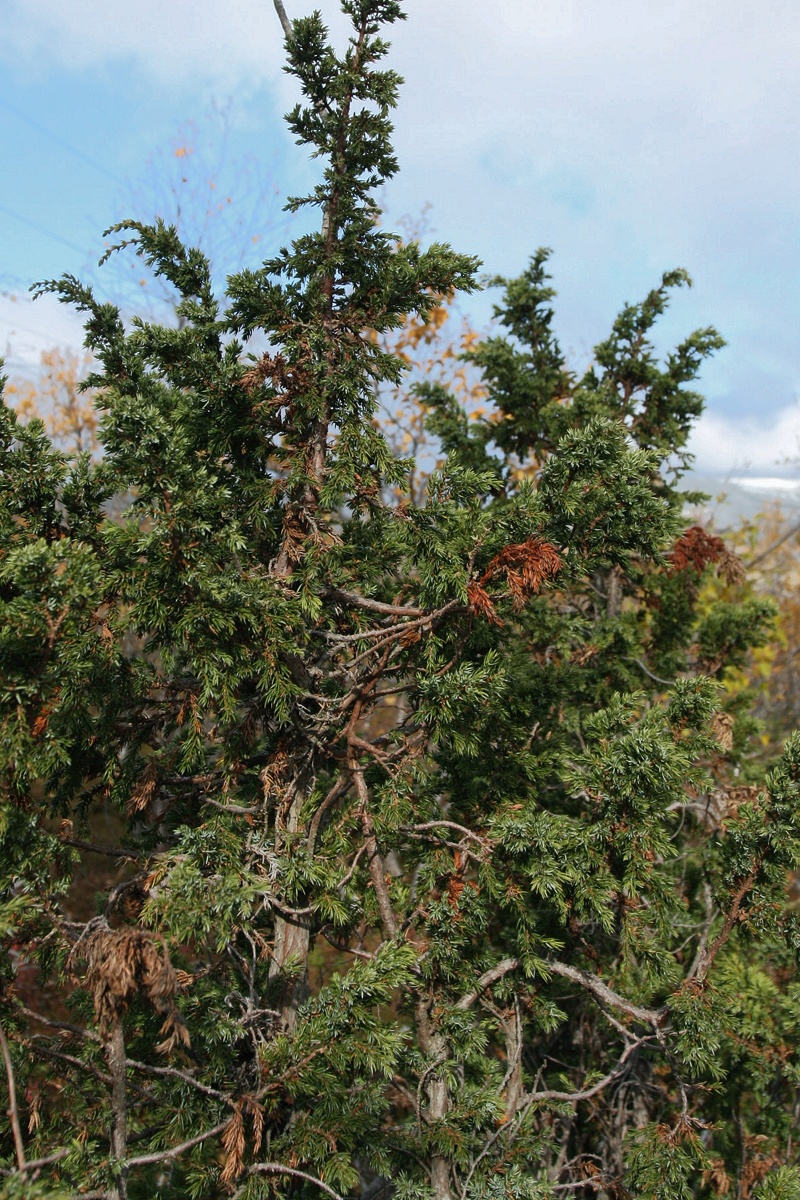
71, 926, 189, 1050
702, 1158, 731, 1196
260, 746, 290, 801
671, 526, 744, 585
469, 538, 561, 623
739, 1134, 783, 1199
127, 759, 159, 817
220, 1105, 246, 1185
466, 581, 502, 626
239, 351, 311, 403
710, 711, 735, 752
220, 1096, 265, 1184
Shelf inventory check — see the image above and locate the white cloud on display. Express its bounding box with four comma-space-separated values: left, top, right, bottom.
687, 402, 800, 478
0, 292, 87, 375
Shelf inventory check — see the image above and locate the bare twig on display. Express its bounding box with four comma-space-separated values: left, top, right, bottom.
746, 519, 800, 570
456, 958, 665, 1027
325, 585, 424, 617
633, 658, 675, 687
0, 1020, 26, 1171
239, 1162, 345, 1200
124, 1120, 229, 1168
59, 836, 140, 859
351, 764, 400, 938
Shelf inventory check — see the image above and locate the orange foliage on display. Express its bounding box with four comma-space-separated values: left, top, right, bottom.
378, 282, 488, 502
6, 347, 99, 458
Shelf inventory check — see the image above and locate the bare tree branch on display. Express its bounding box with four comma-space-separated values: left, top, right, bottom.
690, 868, 758, 983
525, 1034, 649, 1104
0, 1020, 26, 1172
122, 1057, 233, 1104
58, 836, 139, 859
2, 1147, 68, 1175
14, 1005, 100, 1043
547, 962, 665, 1026
746, 518, 800, 570
456, 958, 665, 1027
124, 1120, 229, 1169
239, 1162, 345, 1200
325, 585, 424, 617
457, 958, 521, 1010
272, 0, 293, 41
352, 762, 400, 938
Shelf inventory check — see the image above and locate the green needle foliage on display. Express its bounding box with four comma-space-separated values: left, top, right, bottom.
2, 4, 800, 1200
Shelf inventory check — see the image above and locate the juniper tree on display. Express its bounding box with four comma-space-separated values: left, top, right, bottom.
3, 4, 800, 1200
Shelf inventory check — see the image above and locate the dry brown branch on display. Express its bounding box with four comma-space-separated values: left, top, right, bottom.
690, 869, 758, 983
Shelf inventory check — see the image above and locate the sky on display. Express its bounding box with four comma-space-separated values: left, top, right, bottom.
1, 0, 798, 483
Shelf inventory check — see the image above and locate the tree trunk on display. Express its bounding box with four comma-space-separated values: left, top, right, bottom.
106, 1019, 128, 1200
415, 998, 451, 1200
269, 787, 311, 1031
